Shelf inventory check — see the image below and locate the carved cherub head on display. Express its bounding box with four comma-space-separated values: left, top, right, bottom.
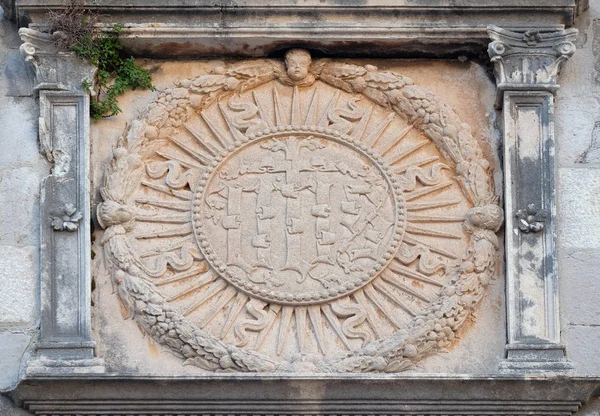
465, 204, 503, 232
285, 49, 312, 82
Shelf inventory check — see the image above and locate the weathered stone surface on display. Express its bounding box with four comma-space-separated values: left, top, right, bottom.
0, 6, 34, 97
0, 333, 30, 391
577, 397, 600, 416
558, 168, 600, 249
0, 396, 30, 416
0, 168, 42, 248
556, 0, 600, 169
0, 7, 43, 398
554, 0, 600, 387
29, 91, 103, 374
1, 1, 600, 415
10, 1, 583, 58
557, 96, 600, 166
0, 246, 36, 328
559, 247, 600, 327
3, 53, 34, 98
8, 376, 600, 416
593, 19, 600, 86
489, 26, 578, 372
563, 325, 600, 375
0, 16, 45, 249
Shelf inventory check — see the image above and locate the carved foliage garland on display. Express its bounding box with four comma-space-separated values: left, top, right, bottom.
98, 50, 502, 372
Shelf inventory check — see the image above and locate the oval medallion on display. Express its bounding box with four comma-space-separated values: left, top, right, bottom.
194, 128, 405, 305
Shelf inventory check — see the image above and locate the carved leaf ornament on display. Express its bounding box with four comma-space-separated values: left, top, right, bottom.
98, 49, 503, 372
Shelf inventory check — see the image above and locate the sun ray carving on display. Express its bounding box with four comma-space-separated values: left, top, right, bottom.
169, 134, 212, 165
182, 123, 220, 156
363, 112, 395, 147
182, 278, 227, 315
155, 265, 208, 287
156, 149, 204, 169
200, 110, 231, 149
141, 181, 193, 201
380, 123, 415, 156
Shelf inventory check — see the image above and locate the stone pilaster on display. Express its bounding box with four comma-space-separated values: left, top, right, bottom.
18, 28, 104, 375
488, 25, 577, 373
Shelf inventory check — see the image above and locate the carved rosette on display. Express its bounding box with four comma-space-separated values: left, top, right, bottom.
98, 50, 502, 372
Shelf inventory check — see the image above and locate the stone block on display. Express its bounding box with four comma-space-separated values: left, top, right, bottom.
3, 53, 34, 97
0, 7, 22, 48
0, 246, 36, 328
563, 324, 600, 375
0, 167, 42, 248
0, 97, 40, 169
559, 247, 600, 326
556, 96, 600, 167
0, 333, 30, 391
558, 168, 600, 249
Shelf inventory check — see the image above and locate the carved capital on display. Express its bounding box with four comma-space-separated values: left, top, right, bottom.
487, 25, 577, 106
18, 27, 96, 92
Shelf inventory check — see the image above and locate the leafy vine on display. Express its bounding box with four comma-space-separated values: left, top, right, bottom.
47, 3, 154, 119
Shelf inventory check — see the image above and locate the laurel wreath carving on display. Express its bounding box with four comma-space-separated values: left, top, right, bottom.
97, 53, 503, 372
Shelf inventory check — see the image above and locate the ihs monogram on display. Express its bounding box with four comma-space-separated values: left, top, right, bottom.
197, 131, 402, 306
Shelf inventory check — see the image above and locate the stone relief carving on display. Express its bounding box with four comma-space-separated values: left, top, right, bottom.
50, 203, 83, 232
515, 204, 546, 233
18, 27, 96, 93
98, 49, 502, 372
488, 25, 577, 105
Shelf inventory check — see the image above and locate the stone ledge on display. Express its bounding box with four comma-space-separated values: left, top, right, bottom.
5, 0, 584, 57
9, 376, 600, 416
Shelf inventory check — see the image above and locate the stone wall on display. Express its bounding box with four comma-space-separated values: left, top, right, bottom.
556, 1, 600, 413
558, 0, 600, 376
0, 6, 44, 395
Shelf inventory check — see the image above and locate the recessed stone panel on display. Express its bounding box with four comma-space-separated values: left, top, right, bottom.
94, 52, 502, 373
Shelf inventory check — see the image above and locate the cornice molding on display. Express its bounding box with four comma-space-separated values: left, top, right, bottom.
10, 376, 600, 416
7, 0, 583, 57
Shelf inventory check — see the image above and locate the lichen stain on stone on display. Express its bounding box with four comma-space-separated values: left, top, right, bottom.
491, 296, 503, 313
522, 250, 539, 262
117, 298, 129, 320
147, 337, 160, 358
445, 311, 477, 352
519, 294, 535, 310
411, 280, 425, 289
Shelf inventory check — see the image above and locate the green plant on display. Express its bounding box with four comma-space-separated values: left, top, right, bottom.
48, 4, 154, 119
73, 24, 154, 119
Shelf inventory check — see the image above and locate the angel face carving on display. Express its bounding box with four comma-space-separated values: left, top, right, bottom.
285, 49, 312, 82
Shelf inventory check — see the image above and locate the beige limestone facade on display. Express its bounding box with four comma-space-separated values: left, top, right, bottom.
0, 1, 599, 415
